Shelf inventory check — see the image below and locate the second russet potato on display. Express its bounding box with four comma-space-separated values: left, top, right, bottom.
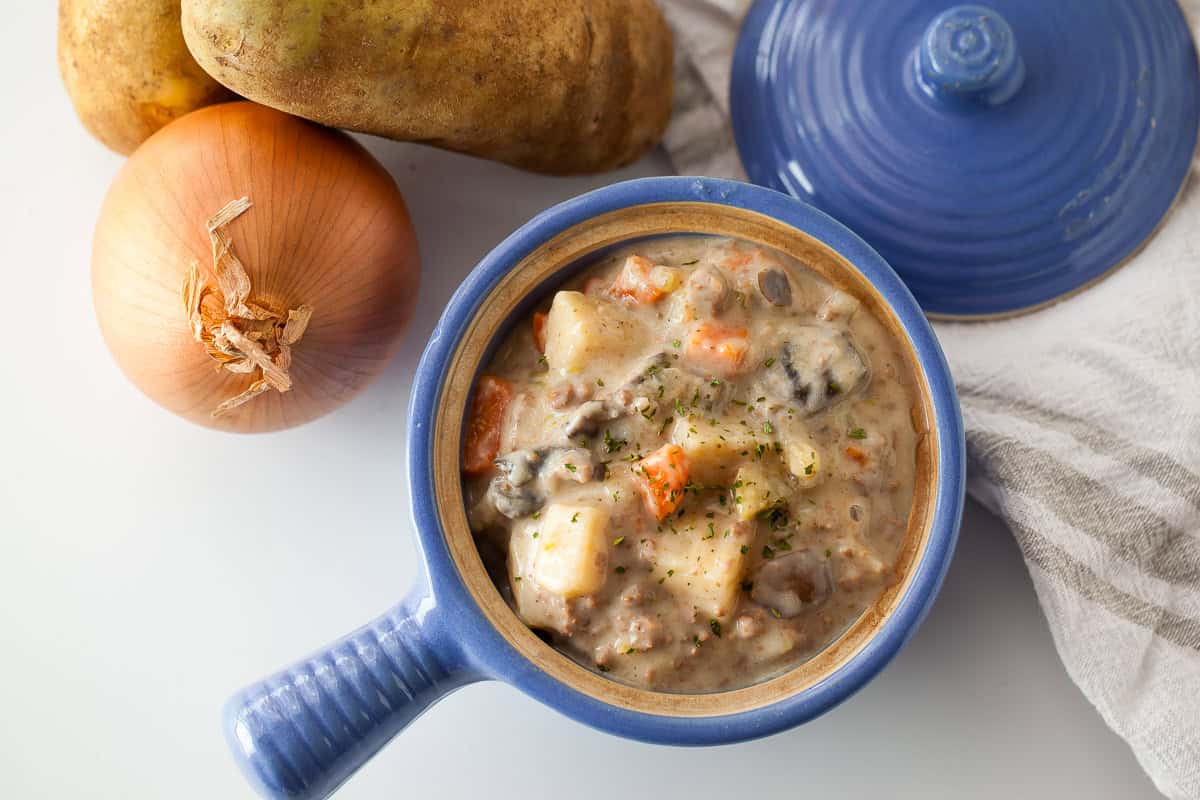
181, 0, 673, 174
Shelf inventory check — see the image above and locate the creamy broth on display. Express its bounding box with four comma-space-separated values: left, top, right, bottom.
463, 236, 921, 692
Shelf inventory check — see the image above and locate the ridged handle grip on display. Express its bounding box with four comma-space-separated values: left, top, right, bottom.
224, 592, 471, 800
916, 4, 1025, 107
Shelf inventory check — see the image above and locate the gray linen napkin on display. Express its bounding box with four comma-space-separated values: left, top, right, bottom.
658, 1, 1200, 797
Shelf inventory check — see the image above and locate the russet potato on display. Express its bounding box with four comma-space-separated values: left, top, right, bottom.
181, 0, 673, 174
58, 0, 234, 155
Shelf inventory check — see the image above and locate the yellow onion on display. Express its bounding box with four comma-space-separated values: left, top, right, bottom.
91, 102, 420, 432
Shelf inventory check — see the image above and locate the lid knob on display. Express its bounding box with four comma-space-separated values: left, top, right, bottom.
917, 4, 1025, 107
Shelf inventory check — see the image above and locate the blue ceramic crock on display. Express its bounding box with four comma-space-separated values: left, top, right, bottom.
223, 177, 966, 800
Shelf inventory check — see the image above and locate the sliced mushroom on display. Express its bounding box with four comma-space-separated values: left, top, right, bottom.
761, 327, 869, 415
486, 447, 600, 520
625, 352, 673, 388
487, 478, 542, 519
564, 399, 623, 439
756, 268, 793, 307
750, 549, 832, 618
541, 447, 600, 484
494, 448, 542, 486
487, 449, 545, 519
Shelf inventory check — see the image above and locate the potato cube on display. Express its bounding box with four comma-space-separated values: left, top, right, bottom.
508, 522, 571, 633
544, 291, 645, 374
732, 463, 788, 521
670, 415, 755, 485
653, 513, 752, 619
525, 503, 609, 597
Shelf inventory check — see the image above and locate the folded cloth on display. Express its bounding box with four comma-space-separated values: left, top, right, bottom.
658, 1, 1200, 797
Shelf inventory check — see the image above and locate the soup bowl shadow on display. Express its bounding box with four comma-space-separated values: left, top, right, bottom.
223, 177, 965, 800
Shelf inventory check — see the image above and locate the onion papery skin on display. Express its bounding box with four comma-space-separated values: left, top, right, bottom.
92, 102, 420, 433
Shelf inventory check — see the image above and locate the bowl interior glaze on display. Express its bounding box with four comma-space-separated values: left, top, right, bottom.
429, 200, 941, 716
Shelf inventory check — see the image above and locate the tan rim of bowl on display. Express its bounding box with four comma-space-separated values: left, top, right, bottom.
432, 201, 939, 717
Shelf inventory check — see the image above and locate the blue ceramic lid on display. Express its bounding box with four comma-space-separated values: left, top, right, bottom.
731, 0, 1200, 318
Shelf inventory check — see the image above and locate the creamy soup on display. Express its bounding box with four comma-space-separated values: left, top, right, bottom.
462, 236, 921, 692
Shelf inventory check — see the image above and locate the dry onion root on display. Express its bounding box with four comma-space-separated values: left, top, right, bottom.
92, 102, 420, 432
183, 197, 315, 417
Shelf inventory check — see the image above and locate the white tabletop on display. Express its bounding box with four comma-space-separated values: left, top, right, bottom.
0, 4, 1161, 797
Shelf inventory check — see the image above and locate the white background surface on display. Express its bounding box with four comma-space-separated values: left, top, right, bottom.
0, 4, 1161, 798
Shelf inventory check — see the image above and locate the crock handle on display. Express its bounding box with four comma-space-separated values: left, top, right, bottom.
223, 588, 475, 800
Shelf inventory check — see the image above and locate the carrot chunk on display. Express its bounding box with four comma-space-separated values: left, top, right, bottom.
532, 311, 548, 354
611, 255, 668, 305
462, 375, 513, 476
685, 323, 749, 374
845, 446, 868, 466
634, 444, 691, 521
